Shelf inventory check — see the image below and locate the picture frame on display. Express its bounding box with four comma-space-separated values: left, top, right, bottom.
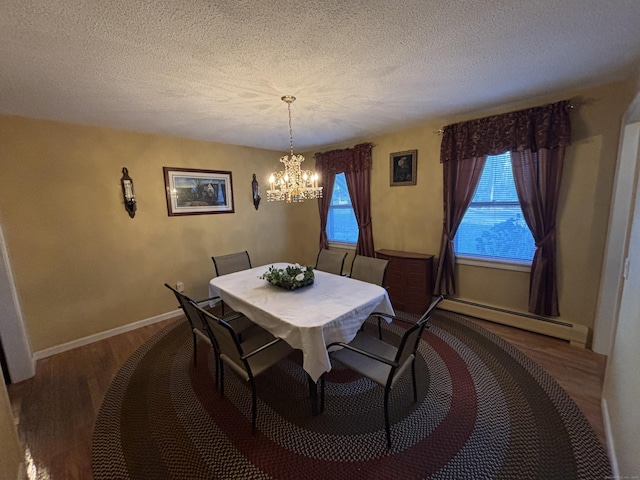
163, 167, 234, 216
390, 150, 417, 186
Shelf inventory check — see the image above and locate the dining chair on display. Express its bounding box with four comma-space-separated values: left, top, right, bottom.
211, 250, 252, 314
349, 255, 389, 339
190, 301, 294, 432
212, 250, 252, 276
349, 255, 389, 285
314, 249, 347, 275
164, 283, 259, 388
327, 295, 444, 449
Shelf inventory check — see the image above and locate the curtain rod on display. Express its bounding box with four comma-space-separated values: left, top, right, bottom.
433, 101, 578, 135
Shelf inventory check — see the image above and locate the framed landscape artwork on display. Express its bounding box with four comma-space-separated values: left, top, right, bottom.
163, 167, 234, 216
390, 150, 417, 186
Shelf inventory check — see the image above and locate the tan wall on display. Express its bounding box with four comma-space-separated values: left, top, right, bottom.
0, 116, 301, 352
0, 80, 633, 354
292, 81, 634, 333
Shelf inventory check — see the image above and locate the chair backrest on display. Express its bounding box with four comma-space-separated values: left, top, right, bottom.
164, 283, 209, 334
415, 295, 445, 325
315, 249, 347, 275
190, 301, 249, 378
212, 251, 252, 276
390, 295, 444, 384
349, 255, 389, 286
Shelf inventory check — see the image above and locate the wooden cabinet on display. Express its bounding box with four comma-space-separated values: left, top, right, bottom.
375, 249, 434, 315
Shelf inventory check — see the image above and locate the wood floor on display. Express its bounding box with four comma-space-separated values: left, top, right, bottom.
7, 314, 608, 480
464, 317, 608, 447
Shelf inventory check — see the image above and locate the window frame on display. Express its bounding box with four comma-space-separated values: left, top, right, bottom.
327, 240, 357, 250
455, 254, 531, 272
454, 153, 535, 270
326, 173, 358, 246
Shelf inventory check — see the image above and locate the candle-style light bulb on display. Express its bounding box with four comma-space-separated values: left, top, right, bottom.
124, 181, 133, 200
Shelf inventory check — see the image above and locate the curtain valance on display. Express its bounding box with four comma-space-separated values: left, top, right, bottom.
314, 143, 373, 173
440, 100, 572, 164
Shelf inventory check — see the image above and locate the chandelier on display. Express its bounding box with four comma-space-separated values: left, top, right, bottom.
267, 95, 323, 203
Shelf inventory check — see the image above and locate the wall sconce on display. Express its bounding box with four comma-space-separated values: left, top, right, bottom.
252, 173, 261, 210
121, 167, 137, 218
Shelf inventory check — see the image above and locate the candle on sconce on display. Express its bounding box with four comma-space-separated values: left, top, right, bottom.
124, 181, 133, 199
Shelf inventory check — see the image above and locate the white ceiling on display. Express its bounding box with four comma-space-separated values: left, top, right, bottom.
2, 0, 640, 152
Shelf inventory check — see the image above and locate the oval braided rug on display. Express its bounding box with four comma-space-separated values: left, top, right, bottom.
92, 311, 611, 479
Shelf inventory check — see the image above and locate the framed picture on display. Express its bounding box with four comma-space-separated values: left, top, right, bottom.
390, 150, 417, 186
163, 167, 234, 216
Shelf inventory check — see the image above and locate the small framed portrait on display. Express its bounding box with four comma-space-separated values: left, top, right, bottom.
390, 150, 417, 186
163, 167, 234, 216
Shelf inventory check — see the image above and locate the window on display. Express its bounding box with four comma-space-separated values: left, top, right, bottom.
326, 173, 358, 244
454, 153, 535, 263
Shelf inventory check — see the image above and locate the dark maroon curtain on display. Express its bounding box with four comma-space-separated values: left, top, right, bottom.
435, 100, 571, 314
433, 156, 487, 295
315, 166, 335, 250
511, 148, 565, 316
439, 100, 572, 163
345, 145, 375, 256
314, 143, 374, 255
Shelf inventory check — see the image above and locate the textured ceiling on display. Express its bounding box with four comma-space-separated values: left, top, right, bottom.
2, 0, 640, 152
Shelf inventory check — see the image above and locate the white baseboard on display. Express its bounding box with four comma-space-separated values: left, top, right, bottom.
601, 398, 619, 478
32, 309, 182, 360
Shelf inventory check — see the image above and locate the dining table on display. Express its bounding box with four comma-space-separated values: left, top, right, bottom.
208, 262, 395, 413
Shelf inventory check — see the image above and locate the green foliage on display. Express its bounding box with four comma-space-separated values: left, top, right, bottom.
260, 264, 315, 290
475, 216, 534, 259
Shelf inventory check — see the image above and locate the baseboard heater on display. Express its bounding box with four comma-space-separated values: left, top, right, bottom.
439, 297, 589, 348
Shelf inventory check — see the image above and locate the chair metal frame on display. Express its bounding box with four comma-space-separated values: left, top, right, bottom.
164, 283, 255, 388
211, 250, 252, 314
190, 301, 293, 431
349, 255, 390, 339
327, 295, 444, 448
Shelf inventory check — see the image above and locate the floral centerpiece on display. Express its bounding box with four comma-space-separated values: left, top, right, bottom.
260, 264, 315, 290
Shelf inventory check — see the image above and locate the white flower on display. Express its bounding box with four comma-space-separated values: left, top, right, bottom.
301, 266, 307, 272
295, 273, 305, 282
294, 263, 301, 268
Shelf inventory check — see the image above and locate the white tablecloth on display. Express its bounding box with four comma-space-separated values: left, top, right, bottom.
209, 263, 395, 382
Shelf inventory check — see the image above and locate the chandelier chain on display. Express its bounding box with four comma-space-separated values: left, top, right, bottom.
288, 101, 294, 157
